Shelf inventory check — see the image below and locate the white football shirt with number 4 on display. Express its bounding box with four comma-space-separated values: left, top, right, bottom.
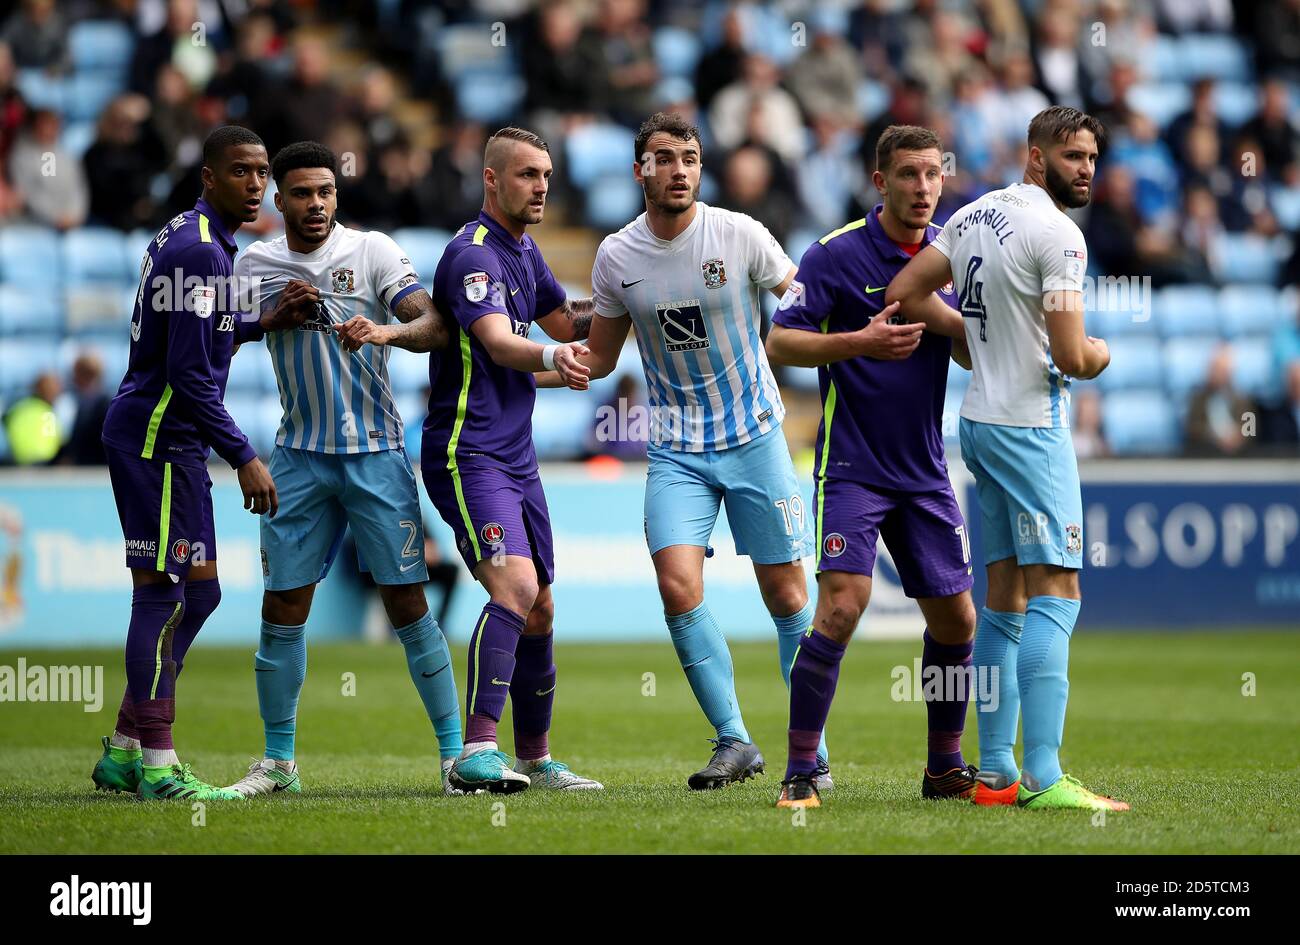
929, 182, 1088, 429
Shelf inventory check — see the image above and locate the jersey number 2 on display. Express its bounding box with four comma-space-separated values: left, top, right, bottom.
960, 256, 988, 342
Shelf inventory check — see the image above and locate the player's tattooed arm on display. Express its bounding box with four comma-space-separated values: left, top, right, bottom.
536, 298, 596, 342
334, 289, 452, 353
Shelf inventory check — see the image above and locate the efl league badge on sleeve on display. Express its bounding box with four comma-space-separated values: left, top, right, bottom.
1066, 523, 1082, 556
464, 271, 490, 302
189, 285, 216, 318
331, 268, 355, 294
702, 258, 727, 289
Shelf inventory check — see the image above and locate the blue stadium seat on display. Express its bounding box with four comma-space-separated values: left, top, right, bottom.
0, 286, 63, 336
1220, 286, 1288, 337
435, 23, 515, 80
124, 229, 155, 271
1126, 83, 1191, 130
653, 27, 702, 79
64, 285, 131, 335
15, 69, 65, 111
0, 225, 62, 289
565, 123, 637, 189
224, 394, 279, 457
390, 228, 454, 283
61, 337, 130, 390
1214, 234, 1282, 284
1214, 82, 1258, 127
1097, 336, 1164, 392
1231, 335, 1277, 400
585, 341, 647, 404
782, 365, 821, 393
1152, 285, 1222, 337
856, 79, 890, 123
60, 120, 97, 159
63, 228, 130, 284
64, 71, 124, 122
1162, 336, 1220, 396
0, 338, 62, 399
455, 72, 525, 124
1272, 185, 1300, 231
583, 175, 642, 231
1180, 34, 1252, 82
532, 387, 596, 460
386, 347, 429, 396
68, 20, 135, 72
1102, 389, 1181, 455
784, 228, 822, 262
226, 341, 276, 395
1149, 34, 1182, 81
1089, 294, 1158, 336
394, 394, 426, 454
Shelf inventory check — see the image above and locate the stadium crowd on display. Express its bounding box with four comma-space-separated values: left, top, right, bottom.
0, 0, 1297, 466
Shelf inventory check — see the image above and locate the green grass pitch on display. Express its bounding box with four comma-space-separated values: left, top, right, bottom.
2, 632, 1296, 853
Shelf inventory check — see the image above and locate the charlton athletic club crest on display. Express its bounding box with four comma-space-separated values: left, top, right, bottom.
481, 522, 505, 546
171, 538, 191, 563
701, 258, 727, 289
332, 268, 355, 294
823, 532, 847, 558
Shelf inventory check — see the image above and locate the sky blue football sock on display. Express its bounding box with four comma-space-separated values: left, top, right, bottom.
972, 608, 1025, 783
774, 601, 827, 764
1018, 596, 1080, 791
667, 602, 750, 744
256, 621, 307, 762
395, 611, 462, 761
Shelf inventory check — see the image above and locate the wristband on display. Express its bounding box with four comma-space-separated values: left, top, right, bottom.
542, 345, 558, 371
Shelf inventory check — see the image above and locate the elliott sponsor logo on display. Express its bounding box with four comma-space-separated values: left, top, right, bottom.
50, 875, 151, 925
0, 658, 103, 712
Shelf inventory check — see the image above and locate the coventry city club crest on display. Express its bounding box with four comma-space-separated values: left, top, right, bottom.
701, 258, 727, 289
331, 268, 355, 294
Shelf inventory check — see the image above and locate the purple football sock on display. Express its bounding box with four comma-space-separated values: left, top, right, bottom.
115, 578, 220, 741
923, 629, 974, 773
465, 601, 524, 745
786, 629, 845, 779
511, 632, 555, 761
123, 581, 186, 751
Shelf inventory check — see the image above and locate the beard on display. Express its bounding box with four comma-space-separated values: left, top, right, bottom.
294, 212, 334, 244
647, 179, 697, 214
1046, 161, 1090, 208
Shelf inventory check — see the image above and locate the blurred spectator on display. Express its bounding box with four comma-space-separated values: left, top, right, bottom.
421, 120, 488, 230
350, 134, 424, 231
785, 13, 863, 129
710, 54, 804, 166
257, 35, 344, 158
717, 143, 797, 248
694, 4, 748, 112
854, 74, 928, 194
1251, 0, 1300, 81
902, 6, 975, 103
1258, 361, 1300, 446
522, 1, 602, 120
61, 352, 111, 466
1167, 79, 1229, 174
0, 42, 23, 162
580, 0, 659, 128
205, 9, 279, 126
9, 108, 88, 230
1273, 296, 1300, 385
1156, 0, 1233, 34
1032, 4, 1085, 109
130, 0, 219, 97
1185, 345, 1254, 456
1072, 388, 1109, 459
352, 66, 402, 153
1, 0, 68, 74
990, 47, 1050, 157
1180, 184, 1223, 281
797, 115, 865, 236
1241, 79, 1299, 186
151, 64, 203, 170
950, 65, 1000, 185
1077, 0, 1153, 92
84, 95, 164, 231
3, 373, 61, 466
1108, 113, 1180, 225
1223, 136, 1276, 234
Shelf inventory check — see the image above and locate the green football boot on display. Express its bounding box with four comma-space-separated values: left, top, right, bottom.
1017, 773, 1130, 811
137, 763, 244, 801
92, 736, 142, 794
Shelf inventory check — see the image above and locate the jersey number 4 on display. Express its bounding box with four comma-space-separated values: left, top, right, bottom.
959, 256, 988, 342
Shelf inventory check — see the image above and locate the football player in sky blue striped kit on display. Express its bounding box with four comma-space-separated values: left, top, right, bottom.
223, 142, 465, 797
889, 107, 1129, 811
94, 127, 290, 801
547, 112, 824, 790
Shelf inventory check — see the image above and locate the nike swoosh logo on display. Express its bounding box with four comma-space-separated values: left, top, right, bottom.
490, 677, 510, 686
399, 560, 422, 572
621, 279, 644, 288
864, 286, 886, 294
510, 287, 519, 296
535, 685, 556, 696
421, 666, 447, 679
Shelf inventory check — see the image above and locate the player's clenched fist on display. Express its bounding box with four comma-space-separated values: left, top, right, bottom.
260, 278, 319, 331
237, 456, 278, 517
334, 315, 394, 351
554, 342, 592, 391
850, 302, 924, 360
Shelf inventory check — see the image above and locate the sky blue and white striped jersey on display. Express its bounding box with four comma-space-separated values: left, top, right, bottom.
590, 204, 793, 452
235, 224, 422, 453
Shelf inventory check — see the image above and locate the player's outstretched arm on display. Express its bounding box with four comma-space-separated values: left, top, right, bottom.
535, 298, 596, 342
885, 245, 964, 339
1045, 289, 1110, 379
334, 289, 452, 353
471, 312, 591, 389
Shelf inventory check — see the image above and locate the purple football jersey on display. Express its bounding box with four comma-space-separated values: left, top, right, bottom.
773, 206, 959, 492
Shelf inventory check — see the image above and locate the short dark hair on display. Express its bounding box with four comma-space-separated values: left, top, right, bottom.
876, 124, 943, 173
1027, 106, 1107, 152
634, 112, 701, 163
271, 141, 339, 182
202, 125, 265, 168
484, 126, 549, 170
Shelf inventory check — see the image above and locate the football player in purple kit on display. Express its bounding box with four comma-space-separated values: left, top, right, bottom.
766, 125, 976, 808
423, 127, 603, 793
93, 126, 315, 801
